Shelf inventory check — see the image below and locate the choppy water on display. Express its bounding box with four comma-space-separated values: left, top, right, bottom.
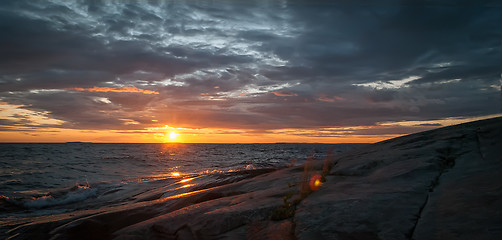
0, 143, 364, 219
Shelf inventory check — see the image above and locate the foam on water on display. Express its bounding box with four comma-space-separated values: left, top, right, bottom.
23, 185, 97, 209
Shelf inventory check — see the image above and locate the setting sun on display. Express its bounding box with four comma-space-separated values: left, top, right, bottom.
169, 132, 178, 141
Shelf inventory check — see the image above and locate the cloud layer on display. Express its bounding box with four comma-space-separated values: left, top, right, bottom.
0, 0, 501, 141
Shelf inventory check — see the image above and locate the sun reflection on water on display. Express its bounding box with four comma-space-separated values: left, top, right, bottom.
180, 178, 193, 183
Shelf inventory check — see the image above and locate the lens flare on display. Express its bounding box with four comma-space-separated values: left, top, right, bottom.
309, 174, 323, 191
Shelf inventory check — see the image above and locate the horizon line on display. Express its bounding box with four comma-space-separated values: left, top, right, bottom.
0, 141, 370, 144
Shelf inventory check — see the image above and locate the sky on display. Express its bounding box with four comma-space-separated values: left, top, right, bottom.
0, 0, 501, 143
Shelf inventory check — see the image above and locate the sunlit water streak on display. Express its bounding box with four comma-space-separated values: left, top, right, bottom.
0, 143, 365, 219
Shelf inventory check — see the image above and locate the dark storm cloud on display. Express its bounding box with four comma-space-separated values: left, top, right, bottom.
0, 9, 102, 73
0, 0, 500, 133
267, 1, 500, 80
0, 70, 114, 92
0, 0, 253, 90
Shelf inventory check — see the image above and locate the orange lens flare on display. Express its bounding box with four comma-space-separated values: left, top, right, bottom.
309, 174, 323, 191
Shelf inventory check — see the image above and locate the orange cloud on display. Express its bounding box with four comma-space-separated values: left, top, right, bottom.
271, 91, 297, 97
317, 96, 344, 102
70, 86, 159, 94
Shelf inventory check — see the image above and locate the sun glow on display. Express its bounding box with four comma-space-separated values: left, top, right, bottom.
169, 132, 178, 141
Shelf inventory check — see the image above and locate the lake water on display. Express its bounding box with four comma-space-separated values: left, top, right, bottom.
0, 143, 365, 219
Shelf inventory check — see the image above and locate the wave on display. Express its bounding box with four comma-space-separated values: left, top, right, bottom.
1, 183, 98, 210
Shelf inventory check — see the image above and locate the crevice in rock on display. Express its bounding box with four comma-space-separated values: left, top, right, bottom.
408, 145, 459, 239
407, 194, 429, 240
474, 128, 486, 161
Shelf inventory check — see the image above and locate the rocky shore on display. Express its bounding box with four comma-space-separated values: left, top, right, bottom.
2, 117, 501, 240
